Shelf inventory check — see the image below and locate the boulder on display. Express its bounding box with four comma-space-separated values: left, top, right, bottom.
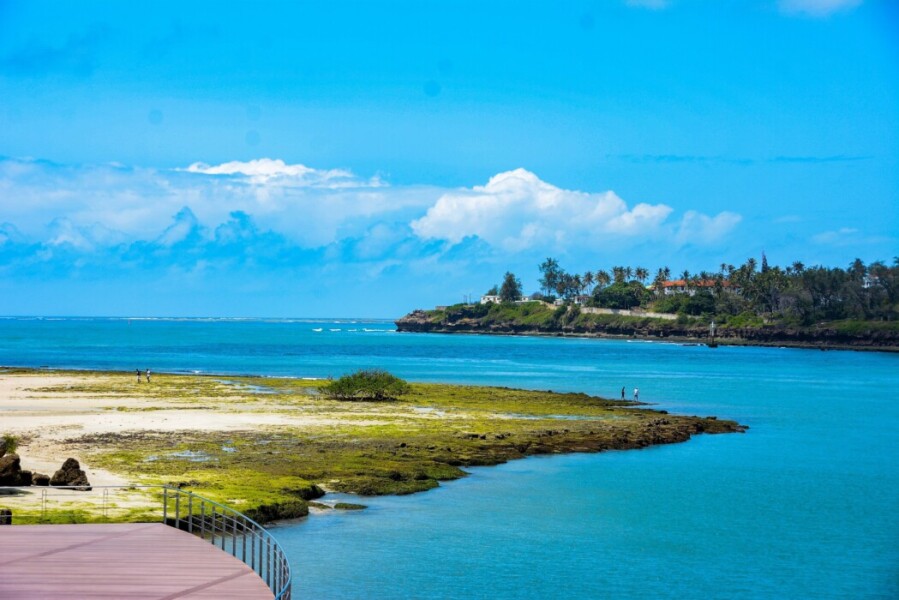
32, 473, 50, 486
0, 454, 23, 486
50, 458, 92, 491
17, 470, 32, 486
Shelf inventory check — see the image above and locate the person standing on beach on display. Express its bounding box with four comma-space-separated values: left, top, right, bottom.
621, 386, 625, 400
146, 369, 151, 383
634, 388, 639, 401
136, 369, 141, 383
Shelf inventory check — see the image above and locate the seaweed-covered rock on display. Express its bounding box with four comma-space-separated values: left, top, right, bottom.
282, 483, 325, 500
50, 458, 92, 491
244, 500, 308, 524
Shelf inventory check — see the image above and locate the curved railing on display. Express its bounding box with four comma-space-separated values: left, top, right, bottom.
0, 485, 292, 600
162, 487, 292, 600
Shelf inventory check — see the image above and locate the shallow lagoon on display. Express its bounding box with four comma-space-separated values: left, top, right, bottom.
1, 318, 896, 598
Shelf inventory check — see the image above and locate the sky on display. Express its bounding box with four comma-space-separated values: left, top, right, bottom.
0, 0, 896, 317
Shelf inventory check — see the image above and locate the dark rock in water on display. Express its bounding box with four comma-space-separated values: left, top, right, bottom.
333, 502, 366, 510
0, 454, 29, 486
50, 458, 92, 491
32, 473, 50, 486
18, 470, 33, 486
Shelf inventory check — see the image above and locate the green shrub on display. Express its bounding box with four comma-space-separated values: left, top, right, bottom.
325, 369, 412, 401
1, 434, 18, 457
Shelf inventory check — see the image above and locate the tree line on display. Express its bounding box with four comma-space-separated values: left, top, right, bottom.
485, 256, 899, 324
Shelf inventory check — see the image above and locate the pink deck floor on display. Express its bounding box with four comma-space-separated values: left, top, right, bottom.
0, 523, 274, 599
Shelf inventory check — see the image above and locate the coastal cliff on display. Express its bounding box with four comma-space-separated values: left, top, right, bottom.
395, 304, 899, 351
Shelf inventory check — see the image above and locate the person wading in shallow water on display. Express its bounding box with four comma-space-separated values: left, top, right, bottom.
634, 388, 639, 401
621, 386, 626, 400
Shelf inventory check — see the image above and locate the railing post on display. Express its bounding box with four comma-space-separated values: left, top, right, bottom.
232, 512, 238, 555
187, 493, 193, 534
174, 491, 181, 529
210, 507, 215, 546
268, 537, 273, 588
242, 517, 247, 563
163, 487, 168, 524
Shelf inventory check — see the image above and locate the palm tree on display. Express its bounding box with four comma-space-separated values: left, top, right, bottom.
624, 266, 634, 282
583, 271, 594, 293
792, 261, 805, 274
635, 267, 649, 285
612, 266, 626, 284
596, 270, 611, 289
653, 268, 667, 295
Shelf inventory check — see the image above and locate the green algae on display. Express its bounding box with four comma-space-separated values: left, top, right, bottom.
12, 370, 745, 524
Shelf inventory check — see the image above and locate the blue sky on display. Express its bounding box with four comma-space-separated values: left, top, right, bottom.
0, 0, 896, 317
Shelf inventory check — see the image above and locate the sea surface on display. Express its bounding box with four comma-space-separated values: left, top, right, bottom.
1, 317, 897, 598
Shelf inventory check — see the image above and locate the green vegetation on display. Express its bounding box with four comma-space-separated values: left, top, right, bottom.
1, 434, 18, 457
325, 369, 412, 401
499, 271, 523, 302
533, 255, 899, 324
402, 256, 899, 349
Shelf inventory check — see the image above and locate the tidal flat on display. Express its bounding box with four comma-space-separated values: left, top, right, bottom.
1, 369, 745, 523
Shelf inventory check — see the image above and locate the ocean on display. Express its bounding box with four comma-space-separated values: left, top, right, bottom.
1, 317, 896, 598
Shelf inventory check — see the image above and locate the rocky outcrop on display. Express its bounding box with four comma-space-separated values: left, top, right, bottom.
32, 473, 50, 486
50, 458, 92, 490
0, 454, 30, 486
395, 309, 899, 351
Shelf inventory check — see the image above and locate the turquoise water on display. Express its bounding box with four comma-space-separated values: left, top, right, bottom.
1, 317, 897, 598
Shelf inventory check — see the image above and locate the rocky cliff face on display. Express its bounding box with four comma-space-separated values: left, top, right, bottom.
395, 310, 899, 351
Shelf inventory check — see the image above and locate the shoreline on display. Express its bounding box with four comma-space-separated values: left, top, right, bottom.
394, 327, 899, 353
395, 315, 899, 353
0, 368, 746, 524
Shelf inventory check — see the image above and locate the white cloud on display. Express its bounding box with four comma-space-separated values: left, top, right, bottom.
0, 158, 742, 263
675, 211, 742, 246
812, 227, 859, 245
185, 158, 381, 188
778, 0, 862, 17
411, 168, 676, 251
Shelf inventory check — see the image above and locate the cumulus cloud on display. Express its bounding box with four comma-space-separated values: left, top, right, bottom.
778, 0, 862, 17
411, 168, 677, 251
0, 157, 744, 285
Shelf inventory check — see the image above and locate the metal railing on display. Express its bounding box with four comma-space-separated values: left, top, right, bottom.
0, 485, 292, 600
162, 487, 292, 600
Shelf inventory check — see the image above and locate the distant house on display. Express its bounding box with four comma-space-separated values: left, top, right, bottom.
481, 294, 533, 304
660, 279, 740, 297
